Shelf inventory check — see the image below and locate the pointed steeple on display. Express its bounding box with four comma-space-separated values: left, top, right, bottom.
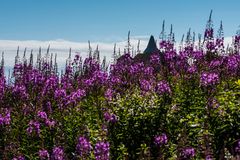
143, 35, 158, 54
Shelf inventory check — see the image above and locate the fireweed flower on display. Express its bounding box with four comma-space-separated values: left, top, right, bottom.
51, 146, 64, 160
226, 55, 239, 73
154, 133, 168, 146
38, 149, 50, 160
0, 110, 11, 125
109, 76, 121, 86
156, 81, 171, 95
129, 62, 144, 75
12, 156, 25, 160
104, 88, 114, 101
0, 77, 5, 100
4, 111, 11, 125
200, 72, 219, 87
209, 59, 222, 69
205, 155, 213, 160
76, 136, 92, 156
54, 89, 66, 99
71, 89, 86, 102
180, 147, 195, 159
66, 89, 86, 106
84, 78, 94, 87
26, 120, 40, 136
37, 111, 48, 121
104, 112, 118, 123
140, 79, 153, 92
92, 70, 108, 85
12, 85, 28, 99
187, 65, 197, 74
150, 53, 160, 64
45, 101, 52, 113
94, 141, 110, 160
206, 41, 215, 51
164, 50, 177, 61
192, 51, 204, 60
235, 140, 240, 154
144, 67, 154, 76
45, 119, 56, 128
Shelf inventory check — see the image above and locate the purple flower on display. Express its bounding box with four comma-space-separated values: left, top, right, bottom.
226, 55, 239, 74
180, 147, 195, 159
12, 85, 28, 99
76, 136, 92, 156
51, 146, 64, 160
150, 53, 160, 64
205, 155, 213, 160
200, 72, 219, 87
94, 141, 110, 160
37, 111, 48, 120
105, 88, 114, 101
209, 59, 222, 69
92, 70, 108, 85
39, 149, 50, 160
187, 65, 197, 74
144, 67, 154, 76
0, 110, 11, 125
84, 78, 94, 87
104, 112, 118, 123
235, 139, 240, 154
140, 79, 153, 92
54, 89, 66, 99
45, 119, 56, 128
12, 156, 25, 160
154, 133, 168, 146
66, 89, 86, 106
27, 120, 40, 136
164, 50, 177, 61
4, 112, 11, 125
206, 41, 215, 51
192, 51, 204, 60
156, 81, 171, 95
109, 76, 121, 86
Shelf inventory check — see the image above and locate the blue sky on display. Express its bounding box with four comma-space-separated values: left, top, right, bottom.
0, 0, 239, 42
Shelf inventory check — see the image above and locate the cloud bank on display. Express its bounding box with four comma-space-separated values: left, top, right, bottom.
0, 36, 234, 71
0, 38, 149, 70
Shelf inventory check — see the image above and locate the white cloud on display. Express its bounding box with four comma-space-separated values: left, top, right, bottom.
0, 37, 150, 71
0, 36, 234, 71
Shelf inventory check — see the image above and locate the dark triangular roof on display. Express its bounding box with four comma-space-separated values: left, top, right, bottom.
143, 35, 158, 54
